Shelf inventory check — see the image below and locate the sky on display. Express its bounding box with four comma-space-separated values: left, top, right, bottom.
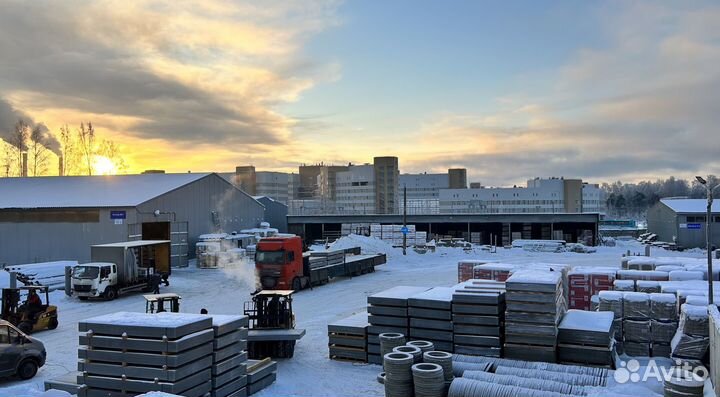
0, 0, 719, 186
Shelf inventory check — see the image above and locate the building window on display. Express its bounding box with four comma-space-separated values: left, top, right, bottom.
687, 216, 707, 223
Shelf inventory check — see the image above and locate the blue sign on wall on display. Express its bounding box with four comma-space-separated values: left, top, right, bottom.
110, 210, 127, 220
687, 223, 702, 230
400, 226, 409, 235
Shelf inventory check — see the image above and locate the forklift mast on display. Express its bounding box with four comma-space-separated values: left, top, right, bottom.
244, 292, 294, 330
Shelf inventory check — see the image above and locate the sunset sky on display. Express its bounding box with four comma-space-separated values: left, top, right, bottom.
1, 1, 719, 185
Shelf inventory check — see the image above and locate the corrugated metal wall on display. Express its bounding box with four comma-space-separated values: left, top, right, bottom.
137, 174, 265, 257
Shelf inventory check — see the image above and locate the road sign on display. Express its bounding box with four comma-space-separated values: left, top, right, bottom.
687, 223, 702, 230
400, 226, 409, 235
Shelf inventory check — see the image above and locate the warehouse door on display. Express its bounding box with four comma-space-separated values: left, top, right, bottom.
127, 223, 142, 241
170, 221, 189, 268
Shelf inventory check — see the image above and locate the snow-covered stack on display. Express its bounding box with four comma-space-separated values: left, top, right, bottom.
328, 311, 369, 363
246, 359, 278, 395
637, 281, 661, 293
209, 315, 249, 397
408, 287, 455, 352
598, 291, 624, 342
504, 270, 565, 363
452, 280, 505, 357
557, 310, 615, 366
567, 267, 615, 310
77, 312, 215, 396
457, 260, 491, 283
367, 286, 429, 364
613, 280, 635, 292
617, 270, 669, 282
622, 292, 652, 356
671, 304, 710, 361
649, 293, 678, 357
472, 263, 514, 282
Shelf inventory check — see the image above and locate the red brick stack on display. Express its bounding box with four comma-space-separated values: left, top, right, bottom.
567, 268, 617, 310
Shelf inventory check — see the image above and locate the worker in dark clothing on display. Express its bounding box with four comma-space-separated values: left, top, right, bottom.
150, 273, 162, 294
24, 290, 43, 319
200, 308, 208, 314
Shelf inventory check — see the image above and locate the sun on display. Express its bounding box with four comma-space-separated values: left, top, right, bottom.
92, 155, 117, 175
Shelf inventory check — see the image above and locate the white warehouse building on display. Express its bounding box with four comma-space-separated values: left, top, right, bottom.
439, 178, 604, 214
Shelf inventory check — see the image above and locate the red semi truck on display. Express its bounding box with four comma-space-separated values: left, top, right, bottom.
254, 236, 386, 291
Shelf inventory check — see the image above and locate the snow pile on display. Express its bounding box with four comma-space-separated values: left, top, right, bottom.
329, 234, 395, 255
0, 386, 73, 397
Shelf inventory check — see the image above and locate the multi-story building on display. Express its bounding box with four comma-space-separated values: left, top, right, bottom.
298, 164, 324, 199
234, 166, 257, 195
256, 172, 293, 204
439, 177, 605, 214
335, 164, 376, 214
398, 172, 450, 214
318, 165, 349, 202
448, 168, 468, 189
374, 156, 399, 214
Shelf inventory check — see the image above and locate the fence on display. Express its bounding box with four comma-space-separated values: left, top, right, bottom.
710, 305, 720, 396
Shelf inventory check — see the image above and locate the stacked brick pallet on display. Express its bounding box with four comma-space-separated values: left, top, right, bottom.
328, 311, 369, 363
367, 286, 429, 364
649, 293, 678, 358
622, 292, 652, 356
77, 312, 216, 397
457, 260, 494, 283
558, 310, 615, 367
452, 280, 506, 357
567, 268, 615, 310
408, 287, 455, 352
504, 270, 565, 363
210, 314, 249, 397
472, 263, 514, 282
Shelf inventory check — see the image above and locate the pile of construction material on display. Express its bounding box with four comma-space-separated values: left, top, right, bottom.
471, 263, 513, 282
567, 267, 615, 310
622, 291, 653, 356
77, 312, 216, 396
210, 315, 250, 397
452, 280, 505, 357
308, 249, 345, 269
367, 286, 429, 364
70, 312, 270, 397
504, 270, 565, 363
457, 260, 488, 283
246, 359, 277, 395
380, 344, 454, 397
368, 224, 426, 247
598, 291, 624, 345
557, 310, 615, 366
671, 304, 710, 361
327, 311, 369, 363
408, 287, 455, 352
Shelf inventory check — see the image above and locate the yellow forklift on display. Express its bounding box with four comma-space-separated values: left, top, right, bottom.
143, 293, 182, 313
1, 286, 58, 334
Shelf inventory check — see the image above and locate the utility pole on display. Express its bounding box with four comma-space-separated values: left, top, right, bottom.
402, 185, 407, 255
696, 176, 719, 304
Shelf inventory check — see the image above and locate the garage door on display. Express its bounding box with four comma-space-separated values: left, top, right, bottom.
170, 221, 189, 268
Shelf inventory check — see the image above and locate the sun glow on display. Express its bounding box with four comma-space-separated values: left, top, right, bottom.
92, 155, 117, 175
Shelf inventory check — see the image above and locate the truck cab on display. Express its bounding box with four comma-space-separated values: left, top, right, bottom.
255, 236, 304, 290
0, 320, 46, 380
71, 262, 118, 300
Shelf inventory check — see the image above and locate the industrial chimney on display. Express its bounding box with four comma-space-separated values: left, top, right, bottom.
58, 155, 64, 176
21, 152, 28, 177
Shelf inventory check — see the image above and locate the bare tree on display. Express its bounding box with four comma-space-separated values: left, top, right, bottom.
77, 122, 96, 175
8, 120, 29, 176
98, 138, 128, 174
59, 124, 79, 175
29, 125, 50, 176
1, 141, 14, 177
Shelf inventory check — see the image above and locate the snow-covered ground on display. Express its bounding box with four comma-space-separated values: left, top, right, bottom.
0, 237, 714, 397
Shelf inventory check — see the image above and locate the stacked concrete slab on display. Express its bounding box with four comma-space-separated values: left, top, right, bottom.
557, 310, 615, 367
408, 287, 455, 352
77, 312, 215, 397
328, 311, 369, 363
309, 249, 345, 269
246, 359, 278, 395
209, 314, 250, 397
367, 286, 429, 364
504, 270, 565, 363
452, 280, 505, 357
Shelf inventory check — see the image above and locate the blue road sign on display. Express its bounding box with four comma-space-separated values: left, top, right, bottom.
687, 223, 702, 230
401, 226, 409, 234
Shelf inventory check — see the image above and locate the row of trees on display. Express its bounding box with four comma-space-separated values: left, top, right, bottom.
602, 176, 719, 217
1, 120, 127, 177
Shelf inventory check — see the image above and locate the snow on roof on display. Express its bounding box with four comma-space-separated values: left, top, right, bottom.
0, 173, 211, 209
660, 198, 720, 213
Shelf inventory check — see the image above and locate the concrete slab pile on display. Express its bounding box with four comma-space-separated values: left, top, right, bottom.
503, 270, 565, 363
209, 314, 249, 397
408, 287, 456, 352
77, 312, 215, 397
327, 311, 369, 363
671, 304, 710, 361
246, 359, 277, 395
557, 310, 615, 367
367, 286, 429, 364
451, 280, 505, 357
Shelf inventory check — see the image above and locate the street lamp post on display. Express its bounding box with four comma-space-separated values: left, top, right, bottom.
696, 176, 719, 304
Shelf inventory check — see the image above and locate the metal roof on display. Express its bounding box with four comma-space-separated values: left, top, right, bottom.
0, 173, 210, 209
660, 198, 720, 213
91, 240, 171, 248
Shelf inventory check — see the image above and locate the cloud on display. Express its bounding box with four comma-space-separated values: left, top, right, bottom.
0, 0, 340, 154
400, 1, 720, 185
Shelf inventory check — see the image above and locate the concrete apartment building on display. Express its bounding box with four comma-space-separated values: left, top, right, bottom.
439, 177, 604, 214
647, 198, 720, 248
448, 168, 468, 189
335, 164, 376, 214
374, 156, 399, 214
226, 166, 298, 204
398, 172, 450, 214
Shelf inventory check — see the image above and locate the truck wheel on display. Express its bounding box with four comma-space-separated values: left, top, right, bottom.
17, 359, 38, 380
48, 317, 58, 330
292, 277, 301, 291
18, 322, 32, 334
104, 288, 118, 301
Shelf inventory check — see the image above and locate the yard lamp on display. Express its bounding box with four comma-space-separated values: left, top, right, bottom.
696, 176, 720, 304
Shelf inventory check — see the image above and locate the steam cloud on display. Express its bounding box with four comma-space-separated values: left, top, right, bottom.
0, 97, 61, 155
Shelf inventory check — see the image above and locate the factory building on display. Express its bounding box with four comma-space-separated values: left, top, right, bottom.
647, 198, 720, 249
0, 173, 265, 266
254, 196, 289, 233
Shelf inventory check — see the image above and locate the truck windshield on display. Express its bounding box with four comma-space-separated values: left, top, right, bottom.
255, 250, 286, 265
72, 266, 100, 279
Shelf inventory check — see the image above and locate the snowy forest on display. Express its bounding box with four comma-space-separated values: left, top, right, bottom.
601, 176, 719, 218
